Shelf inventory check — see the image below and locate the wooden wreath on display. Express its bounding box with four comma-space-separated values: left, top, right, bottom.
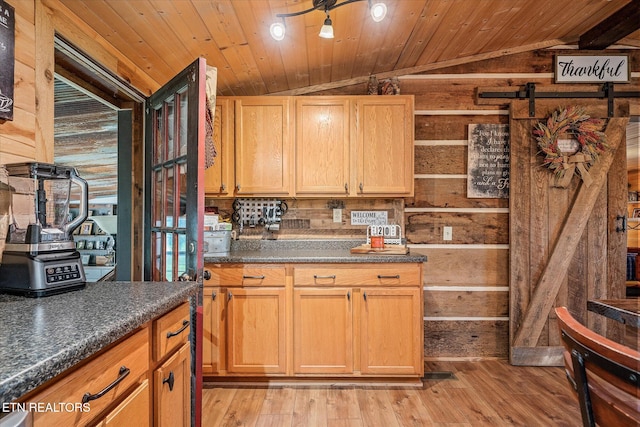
533, 106, 608, 188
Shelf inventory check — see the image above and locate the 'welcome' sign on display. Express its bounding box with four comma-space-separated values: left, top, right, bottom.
555, 55, 629, 83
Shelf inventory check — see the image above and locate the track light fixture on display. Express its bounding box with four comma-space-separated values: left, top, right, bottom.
270, 0, 387, 41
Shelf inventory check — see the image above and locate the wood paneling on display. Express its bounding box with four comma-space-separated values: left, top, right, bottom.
406, 211, 509, 245
48, 0, 640, 97
424, 320, 508, 358
425, 290, 509, 317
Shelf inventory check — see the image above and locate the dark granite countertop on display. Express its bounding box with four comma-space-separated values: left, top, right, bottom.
0, 281, 199, 406
204, 239, 427, 264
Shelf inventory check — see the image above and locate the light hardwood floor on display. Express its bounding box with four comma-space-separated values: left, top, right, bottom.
202, 360, 582, 426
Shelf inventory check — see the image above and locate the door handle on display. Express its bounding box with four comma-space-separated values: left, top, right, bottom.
166, 320, 190, 338
163, 371, 175, 391
82, 366, 130, 403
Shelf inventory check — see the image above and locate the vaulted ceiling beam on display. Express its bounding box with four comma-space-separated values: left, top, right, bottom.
579, 0, 640, 49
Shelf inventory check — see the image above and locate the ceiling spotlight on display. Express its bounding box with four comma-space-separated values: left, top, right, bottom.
272, 0, 386, 40
370, 2, 387, 22
319, 15, 334, 39
270, 22, 286, 41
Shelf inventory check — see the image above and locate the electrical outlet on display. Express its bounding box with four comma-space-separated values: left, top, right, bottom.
333, 208, 342, 223
443, 226, 453, 241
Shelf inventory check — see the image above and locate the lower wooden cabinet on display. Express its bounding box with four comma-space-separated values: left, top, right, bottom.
154, 343, 191, 427
293, 288, 353, 374
226, 287, 287, 374
97, 379, 150, 427
202, 287, 222, 375
23, 302, 191, 427
360, 288, 423, 375
204, 262, 424, 379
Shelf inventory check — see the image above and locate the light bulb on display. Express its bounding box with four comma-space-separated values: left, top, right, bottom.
319, 16, 334, 39
370, 3, 387, 22
270, 22, 286, 41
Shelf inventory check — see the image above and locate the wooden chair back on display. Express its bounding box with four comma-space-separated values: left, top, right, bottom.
555, 307, 640, 427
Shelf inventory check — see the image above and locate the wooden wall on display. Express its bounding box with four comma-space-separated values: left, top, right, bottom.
0, 1, 36, 164
0, 0, 158, 165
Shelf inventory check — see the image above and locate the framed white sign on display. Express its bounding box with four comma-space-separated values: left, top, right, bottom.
555, 55, 629, 83
350, 211, 388, 226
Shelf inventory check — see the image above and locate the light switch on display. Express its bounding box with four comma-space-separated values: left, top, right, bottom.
333, 208, 342, 223
443, 226, 453, 241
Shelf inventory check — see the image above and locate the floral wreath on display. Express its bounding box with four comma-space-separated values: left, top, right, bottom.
533, 106, 608, 188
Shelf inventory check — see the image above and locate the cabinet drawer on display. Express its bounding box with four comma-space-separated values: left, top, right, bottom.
294, 264, 421, 286
154, 303, 191, 362
31, 328, 149, 427
205, 265, 286, 286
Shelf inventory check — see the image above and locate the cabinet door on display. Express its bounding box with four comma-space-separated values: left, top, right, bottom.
226, 287, 287, 374
354, 96, 414, 196
293, 288, 353, 374
295, 97, 351, 196
360, 288, 423, 375
234, 97, 293, 196
97, 379, 150, 427
204, 98, 234, 195
154, 343, 191, 427
202, 287, 222, 374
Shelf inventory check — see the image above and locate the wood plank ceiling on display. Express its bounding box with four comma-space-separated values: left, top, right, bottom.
53, 0, 640, 199
57, 0, 640, 97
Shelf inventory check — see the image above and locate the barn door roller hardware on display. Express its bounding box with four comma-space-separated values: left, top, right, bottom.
478, 82, 640, 117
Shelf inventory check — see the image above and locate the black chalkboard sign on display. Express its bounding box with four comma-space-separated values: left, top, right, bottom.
467, 124, 509, 198
0, 0, 15, 121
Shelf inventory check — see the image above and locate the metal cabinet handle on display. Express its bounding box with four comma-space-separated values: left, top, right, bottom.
314, 275, 336, 280
344, 183, 349, 193
363, 291, 367, 301
166, 320, 190, 338
212, 291, 217, 301
236, 184, 241, 192
243, 275, 265, 280
221, 183, 226, 192
347, 291, 351, 301
163, 371, 175, 391
359, 182, 363, 192
203, 269, 212, 280
82, 366, 130, 403
228, 291, 233, 300
377, 275, 400, 279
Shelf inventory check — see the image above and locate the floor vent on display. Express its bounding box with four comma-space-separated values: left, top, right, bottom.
423, 371, 457, 380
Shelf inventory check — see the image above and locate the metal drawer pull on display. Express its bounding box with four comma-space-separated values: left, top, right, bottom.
378, 275, 400, 279
243, 275, 265, 279
82, 366, 130, 403
166, 320, 190, 338
314, 275, 336, 279
163, 371, 175, 391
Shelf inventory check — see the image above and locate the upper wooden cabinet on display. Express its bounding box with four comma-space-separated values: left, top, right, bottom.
295, 97, 351, 196
234, 97, 293, 196
354, 96, 414, 196
206, 95, 414, 198
204, 98, 234, 195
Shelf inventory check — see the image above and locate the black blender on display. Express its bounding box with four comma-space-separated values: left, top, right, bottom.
0, 162, 88, 297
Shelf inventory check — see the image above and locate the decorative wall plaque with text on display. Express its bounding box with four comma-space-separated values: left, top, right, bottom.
555, 55, 629, 83
0, 0, 15, 121
467, 124, 510, 198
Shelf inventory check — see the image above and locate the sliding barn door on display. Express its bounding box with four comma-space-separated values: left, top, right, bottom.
509, 100, 629, 366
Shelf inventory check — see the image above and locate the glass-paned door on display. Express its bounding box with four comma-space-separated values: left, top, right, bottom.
144, 58, 205, 283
